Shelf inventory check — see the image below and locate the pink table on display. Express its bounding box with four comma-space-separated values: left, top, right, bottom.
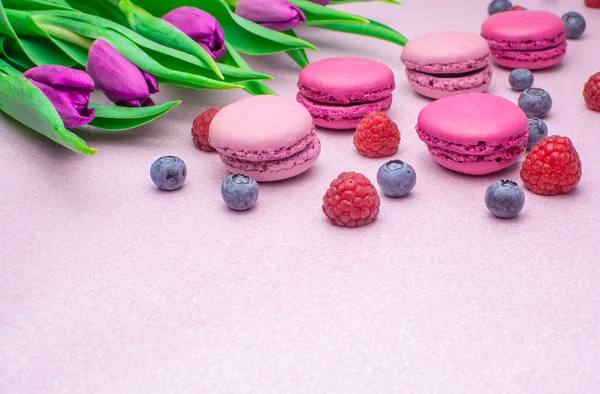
1, 1, 599, 392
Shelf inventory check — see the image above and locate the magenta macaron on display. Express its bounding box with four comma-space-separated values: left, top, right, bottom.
296, 57, 395, 129
400, 31, 492, 99
481, 10, 567, 70
209, 95, 321, 182
416, 92, 529, 175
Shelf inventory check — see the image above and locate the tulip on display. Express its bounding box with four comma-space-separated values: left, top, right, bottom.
235, 0, 307, 32
309, 0, 331, 5
24, 65, 95, 129
86, 39, 158, 107
163, 7, 226, 61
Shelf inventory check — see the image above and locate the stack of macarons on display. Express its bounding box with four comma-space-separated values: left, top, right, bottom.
481, 10, 567, 69
296, 57, 395, 129
401, 31, 492, 99
209, 95, 321, 182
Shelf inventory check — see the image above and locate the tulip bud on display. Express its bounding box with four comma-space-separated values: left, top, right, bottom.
163, 7, 226, 61
309, 0, 331, 5
86, 39, 158, 107
235, 0, 307, 32
24, 65, 95, 129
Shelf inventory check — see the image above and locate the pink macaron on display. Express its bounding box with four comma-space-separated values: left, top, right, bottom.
400, 31, 492, 99
416, 92, 529, 175
296, 57, 395, 129
481, 10, 567, 70
209, 96, 321, 182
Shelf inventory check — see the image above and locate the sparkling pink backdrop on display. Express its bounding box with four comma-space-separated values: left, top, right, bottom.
1, 1, 599, 392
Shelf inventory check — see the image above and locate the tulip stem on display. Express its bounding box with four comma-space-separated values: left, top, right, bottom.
39, 24, 94, 49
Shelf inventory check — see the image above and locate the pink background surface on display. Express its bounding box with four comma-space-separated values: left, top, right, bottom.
1, 1, 599, 392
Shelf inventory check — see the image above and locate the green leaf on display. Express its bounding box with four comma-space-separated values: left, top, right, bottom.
118, 0, 223, 79
2, 0, 74, 11
33, 14, 243, 90
131, 0, 318, 55
313, 18, 408, 46
0, 64, 96, 155
0, 37, 36, 70
282, 30, 309, 68
220, 42, 276, 95
329, 0, 401, 4
289, 0, 369, 24
89, 100, 180, 131
31, 10, 268, 83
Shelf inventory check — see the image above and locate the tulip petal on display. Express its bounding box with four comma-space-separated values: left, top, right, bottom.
86, 39, 156, 107
236, 0, 307, 32
23, 65, 95, 92
28, 79, 95, 129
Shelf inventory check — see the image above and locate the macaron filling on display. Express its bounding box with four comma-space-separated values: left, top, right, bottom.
219, 134, 321, 173
402, 56, 489, 75
296, 93, 393, 124
298, 83, 394, 105
406, 65, 492, 91
489, 41, 567, 63
416, 125, 528, 163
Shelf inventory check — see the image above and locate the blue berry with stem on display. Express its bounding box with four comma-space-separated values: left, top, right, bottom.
518, 88, 552, 118
376, 160, 416, 198
485, 180, 525, 219
150, 156, 187, 191
221, 174, 259, 211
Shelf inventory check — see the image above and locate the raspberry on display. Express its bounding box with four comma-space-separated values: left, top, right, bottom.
520, 136, 582, 196
322, 172, 380, 228
353, 112, 400, 158
583, 72, 600, 112
508, 5, 527, 10
191, 107, 220, 152
585, 0, 600, 9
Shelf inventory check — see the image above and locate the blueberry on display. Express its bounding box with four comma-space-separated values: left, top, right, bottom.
488, 0, 512, 15
376, 160, 416, 198
150, 156, 187, 191
221, 174, 259, 211
518, 88, 552, 118
527, 117, 548, 150
509, 69, 534, 91
562, 12, 586, 39
485, 180, 525, 219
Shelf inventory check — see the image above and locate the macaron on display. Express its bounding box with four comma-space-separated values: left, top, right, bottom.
400, 31, 492, 99
209, 95, 321, 182
481, 10, 567, 70
416, 92, 529, 175
296, 57, 395, 130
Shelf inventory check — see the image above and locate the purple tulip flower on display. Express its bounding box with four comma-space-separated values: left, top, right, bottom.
86, 39, 158, 107
309, 0, 331, 5
24, 65, 95, 129
163, 7, 227, 61
235, 0, 307, 31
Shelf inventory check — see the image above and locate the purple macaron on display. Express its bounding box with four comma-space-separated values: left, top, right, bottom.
296, 57, 395, 130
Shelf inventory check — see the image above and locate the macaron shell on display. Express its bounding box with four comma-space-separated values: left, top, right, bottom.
221, 136, 321, 182
481, 10, 566, 50
417, 92, 528, 146
430, 154, 522, 176
209, 95, 314, 157
297, 93, 393, 130
490, 41, 567, 70
401, 31, 490, 69
406, 66, 492, 99
297, 57, 395, 104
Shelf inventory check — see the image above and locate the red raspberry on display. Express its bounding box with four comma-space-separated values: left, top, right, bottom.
583, 72, 600, 112
585, 0, 600, 9
508, 5, 527, 10
322, 172, 380, 228
520, 136, 582, 196
191, 107, 220, 152
353, 112, 400, 158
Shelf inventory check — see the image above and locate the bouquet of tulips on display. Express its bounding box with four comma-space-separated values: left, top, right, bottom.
0, 0, 407, 155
